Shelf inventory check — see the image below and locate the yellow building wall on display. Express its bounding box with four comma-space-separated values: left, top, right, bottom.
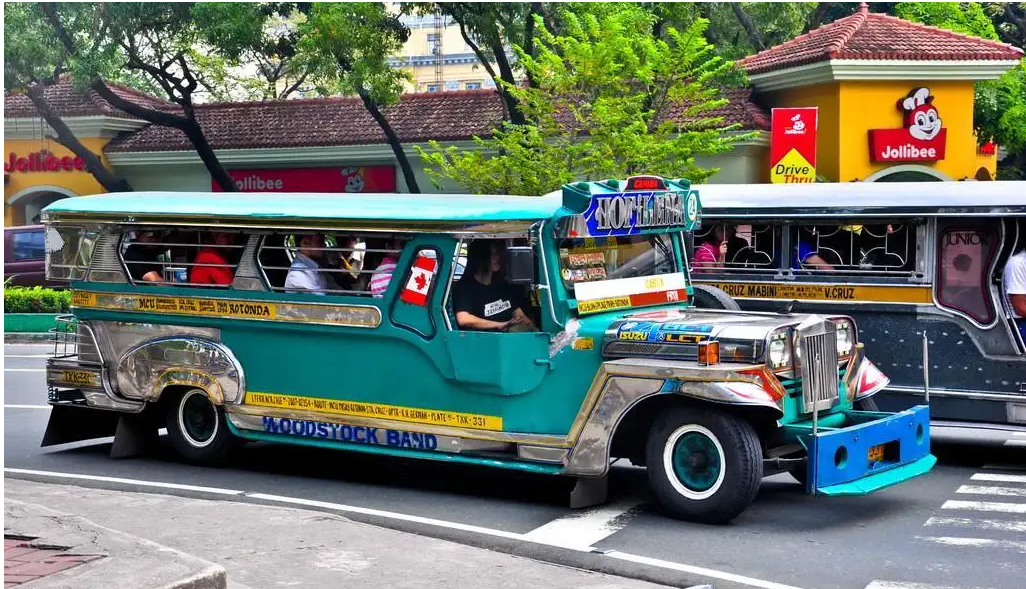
763, 82, 843, 182
4, 137, 110, 226
837, 80, 978, 182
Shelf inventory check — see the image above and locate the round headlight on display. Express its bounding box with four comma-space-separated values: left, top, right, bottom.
837, 326, 853, 355
769, 339, 788, 366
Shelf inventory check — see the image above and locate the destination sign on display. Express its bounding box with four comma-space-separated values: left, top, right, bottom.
585, 192, 686, 236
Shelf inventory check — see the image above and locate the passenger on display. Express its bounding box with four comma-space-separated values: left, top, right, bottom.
369, 237, 404, 297
190, 232, 237, 285
123, 230, 164, 282
453, 240, 537, 332
692, 226, 729, 269
285, 234, 343, 294
1002, 241, 1026, 341
794, 228, 835, 271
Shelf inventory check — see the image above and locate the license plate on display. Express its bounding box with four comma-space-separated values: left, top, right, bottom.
60, 370, 98, 387
868, 444, 885, 462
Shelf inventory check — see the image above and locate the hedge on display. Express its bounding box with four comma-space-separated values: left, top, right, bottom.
4, 286, 72, 314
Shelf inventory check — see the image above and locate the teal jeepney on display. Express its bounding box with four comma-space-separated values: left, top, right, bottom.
41, 176, 936, 523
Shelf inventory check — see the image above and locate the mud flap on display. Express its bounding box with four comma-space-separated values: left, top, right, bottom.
41, 405, 120, 448
109, 411, 161, 459
569, 475, 608, 509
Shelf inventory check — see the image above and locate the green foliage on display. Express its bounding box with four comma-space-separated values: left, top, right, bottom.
4, 286, 72, 314
894, 2, 999, 39
419, 8, 747, 195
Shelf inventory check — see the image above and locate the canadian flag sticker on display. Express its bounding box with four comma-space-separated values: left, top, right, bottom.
400, 256, 438, 306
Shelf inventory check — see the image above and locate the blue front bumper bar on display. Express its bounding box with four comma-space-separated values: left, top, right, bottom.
794, 404, 935, 496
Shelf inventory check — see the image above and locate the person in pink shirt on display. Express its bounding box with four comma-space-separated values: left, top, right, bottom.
692, 225, 729, 270
369, 237, 404, 296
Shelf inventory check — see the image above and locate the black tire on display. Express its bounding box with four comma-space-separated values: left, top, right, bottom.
165, 388, 236, 464
691, 284, 741, 311
854, 396, 879, 411
645, 407, 763, 524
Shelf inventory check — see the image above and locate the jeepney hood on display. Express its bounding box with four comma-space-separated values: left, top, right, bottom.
600, 307, 824, 363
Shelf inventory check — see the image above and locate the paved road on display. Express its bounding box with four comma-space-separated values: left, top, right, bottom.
5, 342, 1026, 589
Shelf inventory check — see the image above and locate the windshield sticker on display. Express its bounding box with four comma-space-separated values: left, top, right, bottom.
261, 417, 442, 451
245, 392, 503, 431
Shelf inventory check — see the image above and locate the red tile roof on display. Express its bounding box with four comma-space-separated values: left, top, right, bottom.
104, 88, 770, 153
739, 4, 1024, 75
4, 76, 171, 119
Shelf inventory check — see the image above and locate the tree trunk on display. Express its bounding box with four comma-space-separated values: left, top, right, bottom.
27, 84, 133, 192
357, 91, 421, 194
803, 2, 834, 34
88, 80, 237, 191
730, 3, 766, 52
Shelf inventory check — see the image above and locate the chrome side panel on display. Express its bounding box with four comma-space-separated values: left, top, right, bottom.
231, 235, 267, 291
115, 337, 245, 404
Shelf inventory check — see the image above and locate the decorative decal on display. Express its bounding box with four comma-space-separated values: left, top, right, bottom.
400, 256, 437, 307
868, 87, 947, 162
582, 192, 686, 237
695, 282, 933, 304
261, 416, 440, 451
244, 392, 503, 431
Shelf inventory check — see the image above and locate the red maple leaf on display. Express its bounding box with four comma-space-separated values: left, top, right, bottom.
414, 272, 428, 291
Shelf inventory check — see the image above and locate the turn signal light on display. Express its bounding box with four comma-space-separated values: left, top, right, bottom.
697, 341, 720, 366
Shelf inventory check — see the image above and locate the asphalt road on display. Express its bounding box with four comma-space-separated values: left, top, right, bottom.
5, 342, 1026, 589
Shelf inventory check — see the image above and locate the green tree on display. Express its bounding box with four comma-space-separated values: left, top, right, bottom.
4, 2, 133, 192
419, 9, 747, 195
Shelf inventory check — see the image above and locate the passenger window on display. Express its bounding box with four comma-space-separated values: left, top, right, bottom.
936, 227, 999, 325
692, 223, 777, 273
13, 231, 46, 260
792, 223, 917, 275
120, 229, 245, 287
451, 238, 538, 332
256, 232, 407, 296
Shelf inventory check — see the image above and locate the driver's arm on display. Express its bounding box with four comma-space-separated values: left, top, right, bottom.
456, 311, 511, 331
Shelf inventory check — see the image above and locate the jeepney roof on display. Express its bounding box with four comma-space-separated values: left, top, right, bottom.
42, 191, 566, 233
696, 181, 1026, 219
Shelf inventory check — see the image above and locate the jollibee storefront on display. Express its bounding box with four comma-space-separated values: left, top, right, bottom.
3, 141, 109, 226
739, 3, 1023, 184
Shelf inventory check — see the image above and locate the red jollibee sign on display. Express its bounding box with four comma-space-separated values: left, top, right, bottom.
868, 87, 947, 163
213, 165, 396, 192
4, 150, 86, 173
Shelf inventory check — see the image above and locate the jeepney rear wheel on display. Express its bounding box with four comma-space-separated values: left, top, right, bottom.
691, 284, 741, 311
165, 388, 236, 464
646, 407, 762, 524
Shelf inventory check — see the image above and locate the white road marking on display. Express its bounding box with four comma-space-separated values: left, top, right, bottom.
956, 485, 1026, 497
942, 500, 1026, 514
1004, 439, 1026, 447
3, 354, 50, 358
916, 535, 1026, 553
3, 468, 244, 496
522, 501, 639, 550
971, 473, 1026, 484
924, 516, 1026, 533
605, 551, 805, 589
865, 581, 996, 589
3, 368, 46, 372
1013, 432, 1026, 437
2, 468, 804, 589
4, 405, 51, 410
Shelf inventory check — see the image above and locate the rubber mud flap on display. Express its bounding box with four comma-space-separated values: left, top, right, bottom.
41, 404, 120, 447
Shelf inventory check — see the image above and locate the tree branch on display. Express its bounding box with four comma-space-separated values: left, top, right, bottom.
279, 71, 309, 99
523, 3, 540, 88
730, 3, 766, 52
803, 2, 834, 34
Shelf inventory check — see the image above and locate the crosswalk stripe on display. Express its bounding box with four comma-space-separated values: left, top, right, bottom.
924, 516, 1026, 533
865, 581, 995, 589
942, 500, 1026, 514
956, 485, 1026, 497
916, 535, 1026, 553
971, 473, 1026, 484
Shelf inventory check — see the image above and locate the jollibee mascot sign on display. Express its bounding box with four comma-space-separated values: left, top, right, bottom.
868, 86, 947, 162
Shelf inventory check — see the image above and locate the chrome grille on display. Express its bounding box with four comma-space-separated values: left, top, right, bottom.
798, 321, 839, 413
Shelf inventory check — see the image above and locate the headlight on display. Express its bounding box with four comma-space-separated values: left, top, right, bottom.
767, 329, 792, 369
832, 319, 856, 356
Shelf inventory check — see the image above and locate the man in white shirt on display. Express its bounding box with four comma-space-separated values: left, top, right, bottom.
1003, 245, 1026, 342
285, 234, 341, 294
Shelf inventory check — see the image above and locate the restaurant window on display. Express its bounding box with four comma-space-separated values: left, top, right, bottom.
256, 232, 407, 297
936, 226, 999, 325
792, 223, 917, 275
692, 223, 778, 273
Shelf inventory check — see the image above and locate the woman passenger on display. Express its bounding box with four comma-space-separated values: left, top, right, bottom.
692, 225, 730, 269
453, 240, 537, 332
190, 232, 238, 285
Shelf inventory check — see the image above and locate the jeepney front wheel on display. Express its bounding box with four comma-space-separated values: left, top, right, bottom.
165, 388, 237, 464
646, 407, 762, 524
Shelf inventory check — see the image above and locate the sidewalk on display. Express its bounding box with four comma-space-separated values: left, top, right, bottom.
4, 479, 678, 589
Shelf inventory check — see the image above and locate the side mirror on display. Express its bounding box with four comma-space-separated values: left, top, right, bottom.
506, 246, 536, 284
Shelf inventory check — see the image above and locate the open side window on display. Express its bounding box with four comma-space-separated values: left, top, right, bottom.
935, 223, 1000, 327
691, 223, 779, 274
791, 222, 919, 276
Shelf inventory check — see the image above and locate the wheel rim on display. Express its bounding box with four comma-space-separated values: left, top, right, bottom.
178, 389, 218, 448
663, 424, 726, 500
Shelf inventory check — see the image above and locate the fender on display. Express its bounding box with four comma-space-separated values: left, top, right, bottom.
115, 337, 245, 405
843, 343, 890, 402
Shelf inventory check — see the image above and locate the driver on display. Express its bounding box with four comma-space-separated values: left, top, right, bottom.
453, 239, 537, 332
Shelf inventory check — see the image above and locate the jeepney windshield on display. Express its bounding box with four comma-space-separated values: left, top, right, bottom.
557, 234, 677, 291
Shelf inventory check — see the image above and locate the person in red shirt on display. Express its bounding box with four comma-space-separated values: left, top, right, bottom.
190, 232, 238, 285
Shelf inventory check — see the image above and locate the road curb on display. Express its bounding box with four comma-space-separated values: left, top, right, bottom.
4, 332, 52, 343
4, 497, 227, 589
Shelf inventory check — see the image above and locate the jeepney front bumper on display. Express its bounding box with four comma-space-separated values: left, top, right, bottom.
788, 405, 936, 496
